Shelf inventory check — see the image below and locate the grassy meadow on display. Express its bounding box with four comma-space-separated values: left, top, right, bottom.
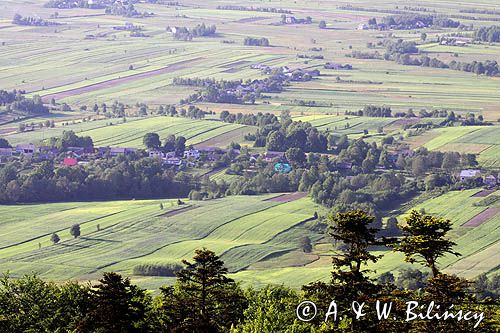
234, 189, 500, 287
0, 194, 324, 289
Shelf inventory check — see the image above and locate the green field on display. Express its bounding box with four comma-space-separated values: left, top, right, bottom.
78, 116, 248, 148
233, 189, 500, 287
0, 189, 486, 289
1, 0, 500, 120
2, 116, 251, 148
0, 194, 324, 289
405, 126, 500, 168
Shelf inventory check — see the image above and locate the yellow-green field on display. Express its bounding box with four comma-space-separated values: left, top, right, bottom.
0, 0, 499, 119
234, 189, 500, 287
0, 194, 324, 289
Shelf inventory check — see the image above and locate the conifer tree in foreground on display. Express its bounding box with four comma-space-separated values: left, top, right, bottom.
153, 248, 246, 333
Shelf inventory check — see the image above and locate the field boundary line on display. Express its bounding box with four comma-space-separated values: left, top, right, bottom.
88, 201, 281, 272
0, 210, 125, 251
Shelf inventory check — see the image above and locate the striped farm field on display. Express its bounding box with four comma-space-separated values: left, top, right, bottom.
406, 125, 500, 168
422, 126, 484, 150
77, 116, 249, 148
0, 194, 323, 289
234, 189, 500, 287
395, 189, 500, 278
209, 168, 243, 182
2, 116, 252, 148
293, 114, 396, 137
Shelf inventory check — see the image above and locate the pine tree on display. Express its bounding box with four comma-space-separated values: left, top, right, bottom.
303, 210, 390, 331
81, 272, 149, 332
393, 210, 459, 277
155, 248, 245, 332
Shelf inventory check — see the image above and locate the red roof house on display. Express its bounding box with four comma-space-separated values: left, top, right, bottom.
63, 158, 78, 166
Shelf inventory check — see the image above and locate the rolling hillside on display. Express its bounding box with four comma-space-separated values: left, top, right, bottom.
0, 194, 323, 289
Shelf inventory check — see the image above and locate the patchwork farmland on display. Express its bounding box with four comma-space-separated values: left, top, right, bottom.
0, 189, 496, 289
234, 189, 500, 287
0, 194, 324, 288
406, 126, 500, 168
0, 0, 499, 294
2, 116, 253, 148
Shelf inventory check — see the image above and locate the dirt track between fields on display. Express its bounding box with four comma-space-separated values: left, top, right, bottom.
160, 205, 198, 217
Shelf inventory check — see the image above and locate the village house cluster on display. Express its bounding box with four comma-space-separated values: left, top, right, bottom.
1, 142, 498, 187
148, 147, 240, 169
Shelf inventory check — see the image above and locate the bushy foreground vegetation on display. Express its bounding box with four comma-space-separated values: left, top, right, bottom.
1, 210, 498, 332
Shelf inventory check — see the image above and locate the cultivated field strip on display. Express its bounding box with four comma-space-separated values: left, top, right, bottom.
78, 116, 246, 148
0, 195, 321, 283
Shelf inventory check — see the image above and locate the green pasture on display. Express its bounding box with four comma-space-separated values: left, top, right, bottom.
235, 189, 500, 286
407, 126, 500, 168
0, 195, 323, 289
78, 116, 247, 148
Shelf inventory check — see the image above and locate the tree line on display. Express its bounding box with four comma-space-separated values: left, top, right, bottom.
0, 90, 48, 115
44, 0, 119, 9
244, 37, 270, 46
337, 4, 435, 16
367, 14, 462, 30
170, 24, 217, 41
12, 14, 60, 26
346, 105, 392, 117
474, 25, 500, 43
0, 155, 192, 203
105, 3, 152, 18
1, 210, 498, 332
349, 39, 499, 76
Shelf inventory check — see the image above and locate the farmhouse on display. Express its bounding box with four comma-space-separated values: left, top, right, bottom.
16, 144, 36, 155
395, 147, 415, 157
484, 175, 497, 186
184, 149, 200, 159
67, 147, 95, 156
149, 149, 176, 159
281, 16, 312, 25
459, 169, 481, 182
337, 161, 353, 170
0, 148, 13, 157
63, 158, 78, 167
263, 151, 285, 162
199, 147, 227, 161
98, 147, 137, 156
164, 158, 183, 167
